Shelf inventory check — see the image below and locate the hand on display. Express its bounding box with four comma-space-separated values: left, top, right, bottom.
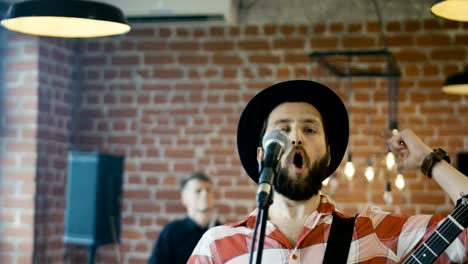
386, 129, 432, 171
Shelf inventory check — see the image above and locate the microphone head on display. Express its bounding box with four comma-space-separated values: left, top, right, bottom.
262, 129, 290, 150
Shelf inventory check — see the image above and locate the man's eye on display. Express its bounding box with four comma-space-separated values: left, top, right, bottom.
279, 127, 290, 133
304, 128, 316, 134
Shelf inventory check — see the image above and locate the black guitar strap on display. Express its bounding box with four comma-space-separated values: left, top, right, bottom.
323, 212, 356, 264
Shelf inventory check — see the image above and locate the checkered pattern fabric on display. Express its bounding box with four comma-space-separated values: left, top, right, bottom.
188, 195, 467, 264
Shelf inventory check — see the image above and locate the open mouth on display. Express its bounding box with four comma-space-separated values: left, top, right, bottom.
292, 151, 304, 169
293, 153, 303, 168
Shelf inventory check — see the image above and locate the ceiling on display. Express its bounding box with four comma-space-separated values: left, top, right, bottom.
0, 0, 435, 25
99, 0, 433, 24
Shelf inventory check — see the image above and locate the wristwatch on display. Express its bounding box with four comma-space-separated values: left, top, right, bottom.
420, 148, 451, 178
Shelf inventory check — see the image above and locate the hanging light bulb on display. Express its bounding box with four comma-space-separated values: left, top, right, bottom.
344, 154, 355, 181
323, 174, 339, 195
383, 181, 393, 205
386, 125, 398, 171
328, 175, 339, 195
395, 172, 405, 190
365, 159, 375, 182
386, 151, 395, 170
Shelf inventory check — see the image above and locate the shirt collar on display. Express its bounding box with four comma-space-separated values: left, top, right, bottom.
230, 194, 337, 229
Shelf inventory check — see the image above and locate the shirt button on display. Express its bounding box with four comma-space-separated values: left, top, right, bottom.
292, 254, 298, 260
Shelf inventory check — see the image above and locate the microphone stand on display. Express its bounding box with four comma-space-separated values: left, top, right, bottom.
249, 183, 274, 264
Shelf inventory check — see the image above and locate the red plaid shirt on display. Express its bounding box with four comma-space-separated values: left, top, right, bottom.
188, 195, 467, 264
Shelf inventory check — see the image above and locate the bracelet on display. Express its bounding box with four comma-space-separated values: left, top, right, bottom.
420, 148, 451, 178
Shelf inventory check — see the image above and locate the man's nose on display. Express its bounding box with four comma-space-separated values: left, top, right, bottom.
290, 128, 303, 145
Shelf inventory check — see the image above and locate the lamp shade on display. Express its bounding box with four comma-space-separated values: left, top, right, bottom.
1, 0, 131, 38
431, 0, 468, 22
442, 68, 468, 95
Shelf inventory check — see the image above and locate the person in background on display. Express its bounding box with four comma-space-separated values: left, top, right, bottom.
148, 172, 221, 264
188, 80, 468, 264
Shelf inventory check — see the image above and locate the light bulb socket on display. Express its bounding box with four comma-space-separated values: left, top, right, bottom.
385, 181, 391, 191
388, 121, 399, 131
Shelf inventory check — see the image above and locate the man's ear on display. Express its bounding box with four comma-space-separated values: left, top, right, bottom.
257, 146, 263, 164
181, 189, 188, 207
257, 147, 264, 173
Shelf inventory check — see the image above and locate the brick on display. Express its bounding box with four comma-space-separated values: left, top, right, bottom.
245, 26, 259, 35
178, 55, 208, 65
136, 41, 166, 51
168, 41, 199, 51
431, 48, 466, 60
209, 27, 224, 36
111, 55, 140, 65
144, 55, 174, 65
342, 36, 376, 48
394, 50, 428, 62
203, 41, 234, 51
248, 55, 280, 64
280, 25, 295, 35
313, 23, 327, 34
386, 35, 413, 46
127, 28, 155, 37
330, 23, 344, 33
404, 20, 420, 31
158, 28, 171, 38
416, 34, 451, 46
193, 28, 206, 37
132, 202, 161, 213
237, 40, 270, 50
153, 68, 184, 79
310, 37, 338, 48
273, 39, 304, 49
212, 55, 243, 65
348, 23, 362, 33
264, 24, 277, 35
367, 21, 380, 32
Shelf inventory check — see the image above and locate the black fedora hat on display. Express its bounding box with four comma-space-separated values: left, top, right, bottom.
237, 80, 349, 183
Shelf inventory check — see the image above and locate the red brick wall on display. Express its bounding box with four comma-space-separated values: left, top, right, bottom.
34, 37, 76, 262
0, 18, 467, 263
0, 31, 39, 263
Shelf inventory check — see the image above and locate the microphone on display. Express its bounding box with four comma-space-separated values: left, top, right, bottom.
257, 129, 289, 209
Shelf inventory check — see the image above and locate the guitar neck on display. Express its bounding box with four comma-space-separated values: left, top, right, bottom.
403, 216, 464, 264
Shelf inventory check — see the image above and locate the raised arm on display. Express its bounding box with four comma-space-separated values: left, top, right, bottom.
387, 129, 468, 204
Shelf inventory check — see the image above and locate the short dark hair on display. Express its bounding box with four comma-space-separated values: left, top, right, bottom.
180, 172, 211, 191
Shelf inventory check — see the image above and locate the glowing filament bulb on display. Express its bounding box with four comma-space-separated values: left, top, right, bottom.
386, 152, 395, 170
344, 161, 355, 181
395, 173, 405, 190
365, 165, 375, 182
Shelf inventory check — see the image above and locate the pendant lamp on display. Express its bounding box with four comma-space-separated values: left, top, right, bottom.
431, 0, 468, 22
442, 67, 468, 95
1, 0, 131, 38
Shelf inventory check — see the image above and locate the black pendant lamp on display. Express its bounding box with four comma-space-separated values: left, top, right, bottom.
1, 0, 131, 38
431, 0, 468, 22
442, 67, 468, 95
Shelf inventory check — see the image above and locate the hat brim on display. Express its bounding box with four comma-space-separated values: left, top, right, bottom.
237, 80, 349, 183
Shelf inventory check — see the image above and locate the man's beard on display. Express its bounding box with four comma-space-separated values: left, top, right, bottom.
274, 151, 330, 201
